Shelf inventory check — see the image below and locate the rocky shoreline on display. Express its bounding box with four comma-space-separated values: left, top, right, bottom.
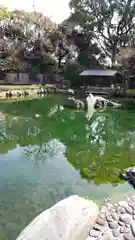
16, 194, 135, 240
0, 85, 77, 100
0, 85, 62, 99
88, 195, 135, 239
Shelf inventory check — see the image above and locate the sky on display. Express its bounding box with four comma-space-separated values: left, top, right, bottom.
0, 0, 71, 23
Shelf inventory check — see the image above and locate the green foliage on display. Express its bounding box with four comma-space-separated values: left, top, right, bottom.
0, 5, 103, 81
69, 0, 135, 64
1, 1, 135, 79
0, 7, 79, 80
127, 55, 135, 75
63, 60, 85, 86
116, 47, 135, 75
70, 30, 101, 67
49, 27, 73, 68
0, 7, 60, 78
0, 7, 12, 20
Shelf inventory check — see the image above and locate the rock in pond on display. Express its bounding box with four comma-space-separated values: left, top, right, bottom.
16, 195, 99, 240
119, 167, 135, 189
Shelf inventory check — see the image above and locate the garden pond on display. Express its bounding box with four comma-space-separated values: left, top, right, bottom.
0, 95, 135, 239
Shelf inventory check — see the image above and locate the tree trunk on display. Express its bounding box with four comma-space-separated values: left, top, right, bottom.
58, 56, 63, 68
111, 51, 116, 65
16, 67, 19, 81
42, 71, 46, 85
58, 58, 61, 68
111, 44, 117, 66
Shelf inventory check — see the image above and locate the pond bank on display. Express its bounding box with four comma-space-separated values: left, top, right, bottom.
0, 84, 75, 100
16, 194, 135, 240
1, 84, 135, 100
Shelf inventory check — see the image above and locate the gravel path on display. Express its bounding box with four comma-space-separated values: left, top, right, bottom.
87, 195, 135, 239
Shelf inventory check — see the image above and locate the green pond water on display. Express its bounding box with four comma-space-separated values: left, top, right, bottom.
0, 95, 135, 239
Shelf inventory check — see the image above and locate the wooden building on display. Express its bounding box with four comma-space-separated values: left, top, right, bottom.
79, 69, 124, 87
79, 69, 125, 96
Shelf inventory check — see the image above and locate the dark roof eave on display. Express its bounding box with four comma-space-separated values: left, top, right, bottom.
79, 69, 119, 77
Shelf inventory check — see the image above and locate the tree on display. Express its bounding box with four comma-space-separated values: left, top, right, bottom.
70, 30, 101, 67
49, 26, 76, 68
0, 7, 77, 81
116, 46, 135, 73
0, 7, 12, 20
115, 46, 135, 76
63, 60, 85, 86
0, 5, 102, 84
126, 55, 135, 75
69, 0, 135, 65
0, 7, 59, 81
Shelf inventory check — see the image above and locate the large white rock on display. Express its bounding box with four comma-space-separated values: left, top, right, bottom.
16, 195, 99, 240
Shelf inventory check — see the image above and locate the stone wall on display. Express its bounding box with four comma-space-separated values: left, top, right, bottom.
3, 73, 62, 84
4, 73, 43, 84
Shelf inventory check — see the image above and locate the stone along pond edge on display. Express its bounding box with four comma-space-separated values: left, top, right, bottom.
1, 85, 135, 100
16, 194, 135, 240
0, 85, 76, 100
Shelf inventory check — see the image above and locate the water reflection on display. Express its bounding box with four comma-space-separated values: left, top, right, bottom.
85, 114, 135, 157
0, 97, 135, 239
0, 98, 135, 185
23, 139, 66, 164
86, 115, 107, 155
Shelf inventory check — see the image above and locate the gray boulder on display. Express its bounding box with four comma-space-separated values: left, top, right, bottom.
119, 167, 135, 189
16, 195, 99, 240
